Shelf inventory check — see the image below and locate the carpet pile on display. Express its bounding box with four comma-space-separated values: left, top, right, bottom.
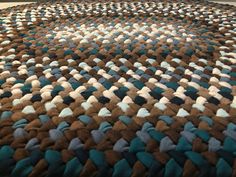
0, 0, 236, 177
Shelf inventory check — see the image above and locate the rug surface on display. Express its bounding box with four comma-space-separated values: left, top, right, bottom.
0, 0, 236, 177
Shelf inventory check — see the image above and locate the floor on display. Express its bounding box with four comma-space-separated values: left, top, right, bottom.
0, 2, 35, 9
0, 1, 236, 9
209, 1, 236, 5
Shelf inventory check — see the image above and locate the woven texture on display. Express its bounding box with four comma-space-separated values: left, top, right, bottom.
0, 0, 236, 177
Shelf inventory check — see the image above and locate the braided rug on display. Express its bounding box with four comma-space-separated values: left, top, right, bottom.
0, 0, 236, 176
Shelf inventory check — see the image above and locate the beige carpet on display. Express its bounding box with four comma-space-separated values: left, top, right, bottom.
210, 1, 236, 5
0, 2, 35, 9
0, 1, 235, 10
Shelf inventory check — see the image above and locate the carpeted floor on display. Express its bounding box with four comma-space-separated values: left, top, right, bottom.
0, 1, 235, 10
0, 2, 35, 9
0, 0, 236, 177
209, 0, 236, 6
